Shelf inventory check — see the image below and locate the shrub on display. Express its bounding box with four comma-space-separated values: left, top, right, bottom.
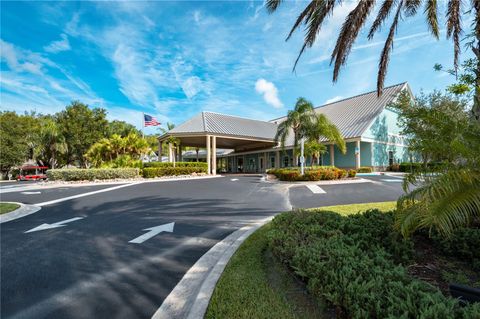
399, 162, 422, 172
431, 227, 480, 265
47, 168, 140, 181
357, 166, 373, 173
143, 162, 208, 168
347, 169, 357, 177
267, 209, 477, 318
142, 166, 207, 178
388, 163, 400, 172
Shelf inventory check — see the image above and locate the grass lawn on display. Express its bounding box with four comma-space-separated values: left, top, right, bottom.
0, 202, 20, 215
205, 201, 396, 319
313, 201, 396, 215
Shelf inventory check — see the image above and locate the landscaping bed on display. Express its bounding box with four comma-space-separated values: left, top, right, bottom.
207, 203, 480, 318
268, 166, 356, 182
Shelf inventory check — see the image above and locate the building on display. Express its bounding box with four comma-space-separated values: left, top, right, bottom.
159, 82, 413, 174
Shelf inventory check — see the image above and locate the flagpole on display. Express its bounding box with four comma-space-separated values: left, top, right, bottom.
142, 112, 144, 138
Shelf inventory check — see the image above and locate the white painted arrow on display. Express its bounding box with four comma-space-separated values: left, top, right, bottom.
25, 217, 84, 233
129, 222, 175, 244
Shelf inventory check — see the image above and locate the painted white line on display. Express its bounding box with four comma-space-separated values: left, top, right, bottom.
381, 179, 403, 183
230, 178, 238, 181
25, 217, 84, 233
34, 183, 142, 207
129, 222, 175, 244
306, 184, 326, 194
21, 191, 42, 195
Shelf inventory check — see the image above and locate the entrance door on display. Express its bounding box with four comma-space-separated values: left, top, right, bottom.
388, 151, 394, 166
237, 157, 244, 173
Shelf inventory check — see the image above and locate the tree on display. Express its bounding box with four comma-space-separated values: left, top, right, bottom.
275, 97, 315, 165
304, 140, 326, 166
392, 91, 480, 237
306, 113, 346, 155
107, 120, 140, 137
266, 0, 480, 121
38, 119, 67, 169
56, 101, 108, 167
434, 57, 478, 102
0, 111, 41, 174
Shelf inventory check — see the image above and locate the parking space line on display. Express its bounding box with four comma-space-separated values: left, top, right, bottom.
306, 185, 326, 194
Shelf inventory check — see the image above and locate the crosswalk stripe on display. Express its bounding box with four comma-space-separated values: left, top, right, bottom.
306, 185, 326, 194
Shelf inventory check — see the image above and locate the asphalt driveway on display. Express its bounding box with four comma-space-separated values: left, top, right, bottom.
1, 175, 406, 319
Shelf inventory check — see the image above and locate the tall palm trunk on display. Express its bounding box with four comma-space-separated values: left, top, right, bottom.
473, 1, 480, 122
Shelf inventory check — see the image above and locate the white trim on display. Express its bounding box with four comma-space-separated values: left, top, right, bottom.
360, 137, 408, 147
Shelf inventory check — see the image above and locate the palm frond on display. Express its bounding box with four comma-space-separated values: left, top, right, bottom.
331, 0, 376, 82
425, 0, 440, 39
446, 0, 462, 72
368, 0, 398, 40
265, 0, 283, 13
403, 0, 421, 16
377, 0, 403, 96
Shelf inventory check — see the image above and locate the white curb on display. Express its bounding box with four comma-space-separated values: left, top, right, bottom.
152, 216, 273, 319
0, 202, 41, 224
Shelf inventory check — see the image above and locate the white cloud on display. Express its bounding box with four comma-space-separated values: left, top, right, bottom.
255, 78, 283, 109
325, 96, 343, 104
44, 34, 71, 53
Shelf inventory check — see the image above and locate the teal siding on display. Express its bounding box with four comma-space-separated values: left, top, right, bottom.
360, 142, 372, 167
363, 108, 402, 142
372, 142, 410, 167
333, 142, 356, 168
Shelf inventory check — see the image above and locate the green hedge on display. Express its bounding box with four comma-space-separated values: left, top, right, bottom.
47, 168, 140, 181
267, 167, 349, 181
432, 227, 480, 268
267, 209, 480, 318
143, 162, 208, 168
142, 166, 207, 178
357, 166, 373, 173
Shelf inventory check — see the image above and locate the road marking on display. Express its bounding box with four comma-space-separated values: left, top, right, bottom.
25, 217, 84, 233
129, 222, 175, 244
381, 179, 403, 183
21, 191, 42, 194
230, 178, 238, 181
34, 182, 141, 206
306, 185, 326, 194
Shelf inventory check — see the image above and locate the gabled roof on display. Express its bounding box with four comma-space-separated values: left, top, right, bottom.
270, 82, 408, 142
168, 111, 278, 141
165, 82, 409, 146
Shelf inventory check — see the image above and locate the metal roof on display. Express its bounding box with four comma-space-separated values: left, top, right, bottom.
168, 111, 278, 140
166, 82, 409, 145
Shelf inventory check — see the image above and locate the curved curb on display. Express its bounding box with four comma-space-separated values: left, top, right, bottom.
152, 216, 273, 319
0, 202, 41, 224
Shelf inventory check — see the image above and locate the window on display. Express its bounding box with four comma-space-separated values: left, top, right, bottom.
270, 156, 275, 168
283, 156, 289, 167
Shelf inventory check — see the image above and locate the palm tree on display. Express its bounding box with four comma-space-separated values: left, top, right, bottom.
266, 0, 480, 121
40, 120, 67, 169
304, 140, 326, 166
275, 97, 315, 166
307, 113, 346, 155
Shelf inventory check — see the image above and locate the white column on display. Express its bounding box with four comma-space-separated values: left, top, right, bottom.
168, 143, 173, 162
264, 152, 268, 171
212, 136, 217, 175
330, 144, 335, 167
355, 140, 361, 169
158, 142, 162, 162
206, 135, 211, 175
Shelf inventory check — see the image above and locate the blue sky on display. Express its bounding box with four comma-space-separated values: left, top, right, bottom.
0, 1, 474, 134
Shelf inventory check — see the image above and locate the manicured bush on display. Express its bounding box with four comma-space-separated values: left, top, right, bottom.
347, 169, 357, 178
357, 166, 373, 173
268, 167, 351, 182
388, 163, 400, 172
143, 162, 208, 168
399, 162, 422, 172
47, 168, 140, 181
267, 209, 479, 318
142, 166, 207, 178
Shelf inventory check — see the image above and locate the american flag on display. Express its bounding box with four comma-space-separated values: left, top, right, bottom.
144, 114, 160, 127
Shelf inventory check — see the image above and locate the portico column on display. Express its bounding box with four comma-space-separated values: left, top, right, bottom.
168, 143, 173, 163
158, 141, 162, 162
275, 150, 280, 168
355, 140, 361, 169
212, 136, 217, 175
264, 152, 267, 171
178, 144, 182, 162
206, 135, 211, 175
330, 144, 335, 167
